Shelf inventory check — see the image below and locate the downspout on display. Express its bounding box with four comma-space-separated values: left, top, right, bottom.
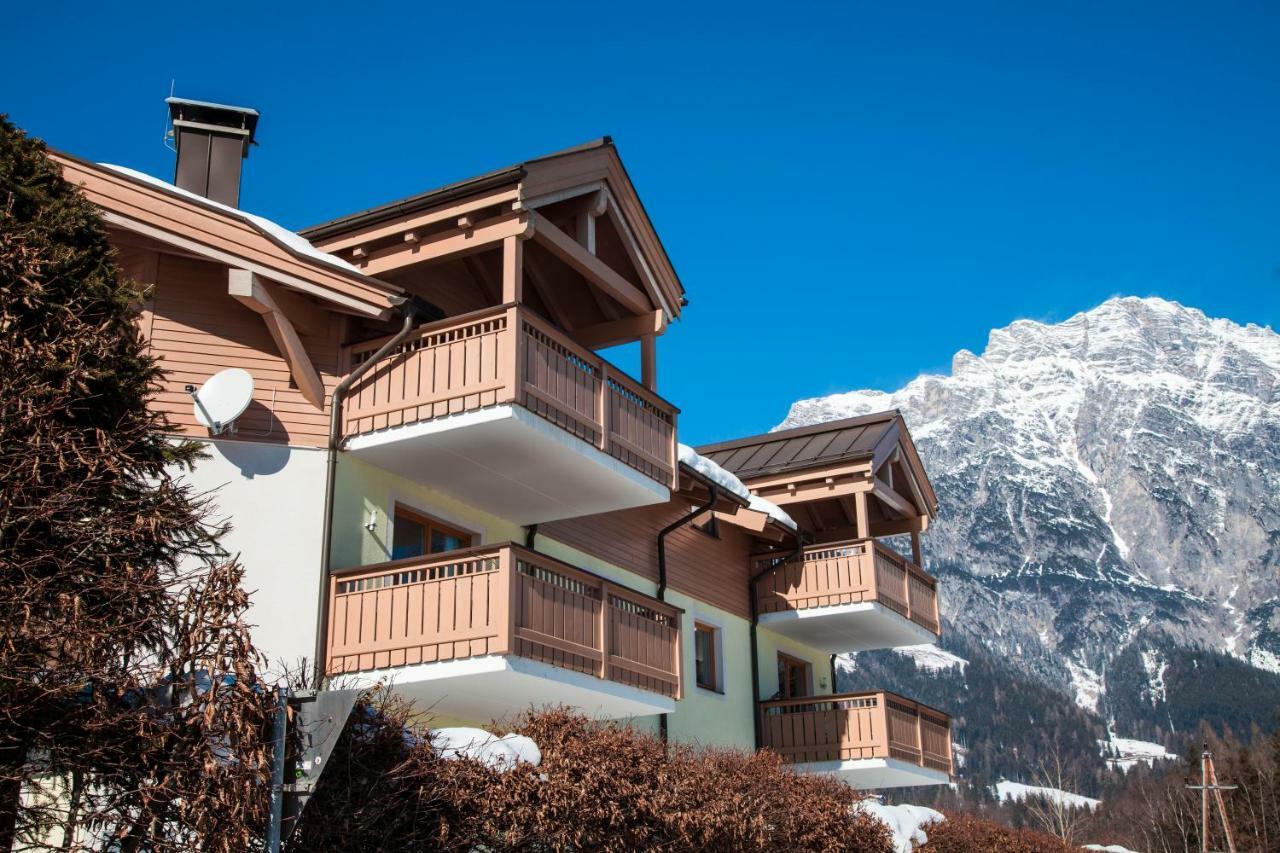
655, 482, 719, 743
524, 524, 538, 549
312, 295, 429, 687
750, 535, 805, 749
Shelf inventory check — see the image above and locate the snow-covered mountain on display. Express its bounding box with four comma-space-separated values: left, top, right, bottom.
781, 296, 1280, 716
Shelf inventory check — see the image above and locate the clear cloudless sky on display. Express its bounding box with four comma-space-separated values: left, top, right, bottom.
4, 1, 1277, 443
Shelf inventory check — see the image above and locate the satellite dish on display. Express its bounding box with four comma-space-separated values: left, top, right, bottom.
187, 368, 254, 435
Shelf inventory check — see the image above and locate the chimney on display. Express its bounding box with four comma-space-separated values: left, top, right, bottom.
166, 97, 259, 208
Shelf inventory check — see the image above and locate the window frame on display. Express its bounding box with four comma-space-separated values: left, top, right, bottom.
391, 503, 476, 560
693, 621, 722, 693
777, 652, 813, 699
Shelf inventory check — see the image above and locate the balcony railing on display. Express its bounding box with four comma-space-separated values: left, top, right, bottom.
340, 304, 677, 490
325, 544, 683, 699
754, 539, 940, 635
760, 691, 952, 775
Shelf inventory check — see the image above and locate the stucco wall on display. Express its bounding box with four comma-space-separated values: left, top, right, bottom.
328, 456, 836, 751
172, 437, 328, 676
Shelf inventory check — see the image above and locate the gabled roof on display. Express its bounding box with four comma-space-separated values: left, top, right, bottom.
696, 411, 939, 516
298, 138, 686, 319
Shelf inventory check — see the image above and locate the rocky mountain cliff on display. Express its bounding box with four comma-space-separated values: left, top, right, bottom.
781, 296, 1280, 720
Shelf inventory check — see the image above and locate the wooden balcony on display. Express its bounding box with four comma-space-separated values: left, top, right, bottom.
761, 691, 953, 789
339, 304, 677, 524
325, 544, 682, 720
754, 539, 940, 652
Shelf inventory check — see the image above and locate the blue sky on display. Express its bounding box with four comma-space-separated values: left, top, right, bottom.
5, 1, 1277, 444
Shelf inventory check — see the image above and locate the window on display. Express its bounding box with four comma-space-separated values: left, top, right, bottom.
693, 510, 719, 538
391, 505, 474, 560
777, 652, 812, 699
694, 623, 720, 692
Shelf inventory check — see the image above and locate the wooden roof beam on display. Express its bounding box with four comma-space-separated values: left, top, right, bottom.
528, 212, 651, 315
356, 211, 531, 276
228, 269, 325, 409
573, 310, 666, 349
872, 477, 915, 519
310, 187, 521, 253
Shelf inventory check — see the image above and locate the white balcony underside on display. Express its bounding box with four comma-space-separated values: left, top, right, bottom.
346, 405, 669, 525
794, 757, 950, 789
758, 601, 937, 653
331, 654, 675, 722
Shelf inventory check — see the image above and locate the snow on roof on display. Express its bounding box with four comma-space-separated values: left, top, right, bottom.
429, 727, 541, 772
98, 164, 366, 277
857, 800, 943, 853
747, 493, 797, 531
677, 444, 797, 531
994, 780, 1100, 810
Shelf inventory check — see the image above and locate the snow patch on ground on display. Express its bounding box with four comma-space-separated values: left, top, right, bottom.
1065, 660, 1104, 713
857, 800, 942, 853
1084, 845, 1141, 852
429, 727, 541, 772
1250, 646, 1280, 674
893, 644, 969, 673
995, 780, 1100, 810
1140, 648, 1168, 704
1100, 734, 1177, 771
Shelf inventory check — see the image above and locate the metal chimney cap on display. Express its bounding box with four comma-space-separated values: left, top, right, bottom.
166, 97, 260, 156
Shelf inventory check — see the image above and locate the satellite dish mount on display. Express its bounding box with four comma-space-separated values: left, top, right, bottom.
187, 368, 254, 436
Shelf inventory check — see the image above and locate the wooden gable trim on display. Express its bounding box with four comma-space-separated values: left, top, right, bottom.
521, 146, 683, 319
353, 210, 532, 276
309, 186, 521, 254
54, 154, 398, 318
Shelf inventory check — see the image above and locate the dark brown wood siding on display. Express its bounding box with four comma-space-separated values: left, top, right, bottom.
541, 502, 752, 619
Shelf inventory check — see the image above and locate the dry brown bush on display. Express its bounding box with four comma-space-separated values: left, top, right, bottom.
918, 810, 1082, 852
295, 701, 894, 852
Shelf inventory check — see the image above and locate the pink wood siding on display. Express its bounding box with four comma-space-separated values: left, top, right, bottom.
144, 253, 342, 447
754, 538, 940, 636
760, 691, 953, 775
340, 304, 677, 490
541, 503, 755, 619
327, 544, 682, 699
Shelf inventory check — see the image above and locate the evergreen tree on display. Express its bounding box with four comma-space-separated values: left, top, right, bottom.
0, 117, 271, 850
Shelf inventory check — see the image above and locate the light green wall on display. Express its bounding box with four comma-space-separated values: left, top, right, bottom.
331, 458, 835, 750
331, 457, 524, 569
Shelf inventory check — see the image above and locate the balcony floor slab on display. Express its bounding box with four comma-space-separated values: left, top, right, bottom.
793, 757, 950, 790
346, 405, 669, 525
758, 601, 937, 653
330, 653, 675, 722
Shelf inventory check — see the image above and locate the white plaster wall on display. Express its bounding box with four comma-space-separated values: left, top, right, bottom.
172, 438, 328, 677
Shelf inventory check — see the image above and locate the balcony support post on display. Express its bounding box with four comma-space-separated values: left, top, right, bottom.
911, 530, 922, 567
502, 235, 523, 303
640, 333, 657, 390
854, 492, 869, 539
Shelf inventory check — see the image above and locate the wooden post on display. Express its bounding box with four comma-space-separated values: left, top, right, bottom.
1202, 748, 1210, 853
910, 530, 922, 567
854, 492, 869, 540
640, 332, 657, 390
502, 235, 523, 303
499, 548, 516, 657
597, 579, 610, 679
597, 362, 610, 451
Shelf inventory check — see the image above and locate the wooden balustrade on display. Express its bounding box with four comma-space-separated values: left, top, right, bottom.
340, 304, 678, 490
759, 691, 953, 775
326, 544, 682, 699
753, 538, 940, 635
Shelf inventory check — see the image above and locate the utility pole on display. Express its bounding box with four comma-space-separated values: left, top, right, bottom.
1186, 744, 1237, 853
